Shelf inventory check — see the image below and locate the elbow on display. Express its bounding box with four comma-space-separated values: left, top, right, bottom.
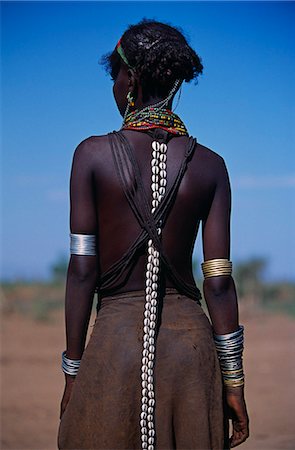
68, 255, 99, 285
204, 275, 233, 298
69, 270, 98, 285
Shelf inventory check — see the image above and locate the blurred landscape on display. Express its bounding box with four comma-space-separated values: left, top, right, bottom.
1, 256, 295, 449
2, 255, 295, 322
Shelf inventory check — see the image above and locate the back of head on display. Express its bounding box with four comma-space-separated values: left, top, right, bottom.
102, 19, 203, 101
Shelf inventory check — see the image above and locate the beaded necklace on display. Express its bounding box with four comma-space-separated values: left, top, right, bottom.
122, 107, 188, 136
120, 105, 189, 450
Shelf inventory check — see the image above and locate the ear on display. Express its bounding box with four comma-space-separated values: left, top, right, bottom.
127, 68, 138, 90
127, 68, 139, 102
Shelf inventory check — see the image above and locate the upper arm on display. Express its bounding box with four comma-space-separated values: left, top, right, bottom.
202, 157, 231, 260
69, 140, 97, 234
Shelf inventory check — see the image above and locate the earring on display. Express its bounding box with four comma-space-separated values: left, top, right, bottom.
127, 91, 135, 107
173, 83, 182, 112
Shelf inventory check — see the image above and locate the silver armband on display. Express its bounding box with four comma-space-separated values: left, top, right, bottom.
70, 233, 96, 256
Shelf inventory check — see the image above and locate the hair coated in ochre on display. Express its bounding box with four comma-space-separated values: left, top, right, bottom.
101, 19, 203, 101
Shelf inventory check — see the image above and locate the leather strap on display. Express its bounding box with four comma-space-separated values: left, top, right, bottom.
100, 129, 201, 302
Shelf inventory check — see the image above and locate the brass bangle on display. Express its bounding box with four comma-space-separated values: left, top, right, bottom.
224, 378, 245, 384
201, 258, 232, 279
224, 380, 244, 385
203, 269, 232, 278
202, 258, 231, 265
222, 369, 244, 375
224, 381, 245, 388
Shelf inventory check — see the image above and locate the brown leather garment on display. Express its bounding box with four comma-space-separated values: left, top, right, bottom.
57, 289, 224, 449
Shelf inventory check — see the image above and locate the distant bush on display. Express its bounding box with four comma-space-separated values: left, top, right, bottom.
1, 282, 65, 322
49, 254, 68, 284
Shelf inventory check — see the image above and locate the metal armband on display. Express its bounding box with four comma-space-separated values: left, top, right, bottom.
70, 233, 96, 256
201, 258, 232, 278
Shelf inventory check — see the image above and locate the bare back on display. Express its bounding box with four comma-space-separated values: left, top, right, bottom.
70, 129, 231, 295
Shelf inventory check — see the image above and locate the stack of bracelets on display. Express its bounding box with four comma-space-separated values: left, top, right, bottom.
62, 350, 81, 376
201, 258, 245, 388
213, 325, 244, 388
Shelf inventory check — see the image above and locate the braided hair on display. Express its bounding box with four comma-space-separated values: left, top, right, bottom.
101, 19, 203, 101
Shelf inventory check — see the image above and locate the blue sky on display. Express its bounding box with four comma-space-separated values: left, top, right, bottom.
1, 1, 295, 281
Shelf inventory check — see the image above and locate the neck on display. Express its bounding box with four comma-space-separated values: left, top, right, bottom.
133, 97, 173, 112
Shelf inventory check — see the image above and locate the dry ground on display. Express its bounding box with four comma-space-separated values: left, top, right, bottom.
1, 306, 295, 450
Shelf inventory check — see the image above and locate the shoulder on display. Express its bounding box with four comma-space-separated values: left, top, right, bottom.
192, 140, 228, 177
71, 135, 114, 171
194, 141, 225, 165
73, 134, 110, 158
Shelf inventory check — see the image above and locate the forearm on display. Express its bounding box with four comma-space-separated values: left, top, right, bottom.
204, 274, 245, 392
204, 277, 248, 446
64, 256, 99, 360
203, 276, 239, 334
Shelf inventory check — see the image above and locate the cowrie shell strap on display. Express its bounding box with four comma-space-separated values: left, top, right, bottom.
140, 139, 167, 450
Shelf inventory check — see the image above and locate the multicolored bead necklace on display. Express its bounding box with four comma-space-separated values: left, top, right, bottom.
122, 107, 188, 136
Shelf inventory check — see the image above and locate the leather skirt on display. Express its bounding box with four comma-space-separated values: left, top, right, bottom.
57, 289, 225, 449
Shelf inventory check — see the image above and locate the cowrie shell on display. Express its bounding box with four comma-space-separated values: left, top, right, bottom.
152, 141, 160, 151
142, 388, 148, 397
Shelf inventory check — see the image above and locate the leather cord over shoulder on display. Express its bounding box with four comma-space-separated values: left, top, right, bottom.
99, 130, 201, 302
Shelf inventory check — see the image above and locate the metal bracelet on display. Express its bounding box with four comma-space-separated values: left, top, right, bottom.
214, 325, 245, 387
70, 233, 96, 256
214, 325, 244, 341
62, 350, 81, 376
201, 258, 232, 278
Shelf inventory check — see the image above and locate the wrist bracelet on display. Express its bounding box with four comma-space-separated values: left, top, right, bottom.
62, 350, 81, 376
214, 325, 245, 388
